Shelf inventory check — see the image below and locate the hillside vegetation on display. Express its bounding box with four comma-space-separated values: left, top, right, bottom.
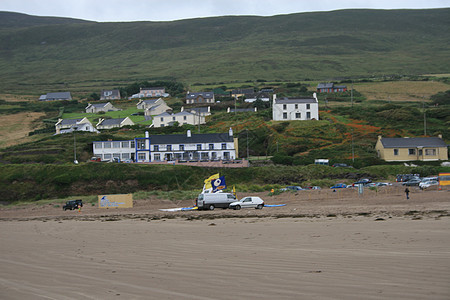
0, 9, 449, 94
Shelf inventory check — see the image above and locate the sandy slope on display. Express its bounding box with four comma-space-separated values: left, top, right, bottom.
1, 186, 449, 299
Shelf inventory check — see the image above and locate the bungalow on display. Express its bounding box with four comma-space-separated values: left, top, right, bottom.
181, 106, 211, 117
317, 83, 347, 93
100, 89, 121, 100
96, 117, 135, 130
375, 135, 448, 162
152, 111, 205, 128
55, 117, 98, 134
39, 92, 72, 101
244, 92, 270, 103
186, 92, 215, 104
227, 107, 257, 113
85, 102, 120, 113
272, 93, 319, 121
92, 129, 238, 163
136, 98, 172, 120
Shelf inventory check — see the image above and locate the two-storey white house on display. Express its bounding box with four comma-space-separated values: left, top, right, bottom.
152, 111, 205, 128
92, 129, 238, 163
272, 93, 319, 121
55, 117, 99, 134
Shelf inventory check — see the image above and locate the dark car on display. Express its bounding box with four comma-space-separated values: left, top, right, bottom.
330, 183, 347, 189
332, 163, 352, 168
63, 199, 83, 211
353, 178, 372, 186
402, 179, 421, 186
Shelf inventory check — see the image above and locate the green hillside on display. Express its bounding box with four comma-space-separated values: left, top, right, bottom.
0, 9, 449, 95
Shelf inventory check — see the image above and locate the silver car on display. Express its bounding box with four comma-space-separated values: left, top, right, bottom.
229, 196, 264, 210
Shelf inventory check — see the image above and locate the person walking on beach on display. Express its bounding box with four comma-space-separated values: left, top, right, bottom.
404, 187, 410, 200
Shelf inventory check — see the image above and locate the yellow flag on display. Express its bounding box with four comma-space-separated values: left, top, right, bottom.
233, 185, 236, 197
204, 173, 220, 190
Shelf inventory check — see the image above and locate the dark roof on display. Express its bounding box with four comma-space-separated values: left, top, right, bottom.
90, 103, 109, 108
186, 92, 214, 99
381, 137, 447, 148
232, 88, 254, 94
101, 89, 120, 97
150, 133, 233, 145
275, 97, 316, 104
60, 118, 83, 126
317, 83, 334, 89
142, 87, 164, 90
188, 106, 209, 113
99, 118, 126, 126
45, 92, 72, 100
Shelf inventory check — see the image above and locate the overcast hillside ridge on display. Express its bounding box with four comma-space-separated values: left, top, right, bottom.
0, 9, 449, 94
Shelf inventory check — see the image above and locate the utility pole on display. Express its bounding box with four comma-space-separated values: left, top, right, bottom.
73, 127, 78, 164
351, 80, 354, 108
351, 129, 355, 162
423, 97, 427, 136
246, 129, 249, 159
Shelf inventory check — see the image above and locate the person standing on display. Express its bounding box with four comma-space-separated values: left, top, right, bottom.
404, 187, 410, 200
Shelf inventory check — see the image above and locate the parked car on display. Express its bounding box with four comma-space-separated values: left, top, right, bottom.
402, 179, 422, 186
305, 186, 321, 190
90, 157, 101, 162
229, 196, 264, 210
332, 163, 352, 168
196, 192, 236, 210
280, 186, 303, 191
419, 180, 439, 189
374, 182, 392, 187
330, 183, 347, 189
353, 178, 372, 186
396, 174, 420, 182
63, 199, 83, 211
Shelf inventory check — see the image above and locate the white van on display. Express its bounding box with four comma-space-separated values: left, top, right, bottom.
196, 193, 236, 210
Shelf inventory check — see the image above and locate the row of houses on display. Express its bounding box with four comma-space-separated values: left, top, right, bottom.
92, 128, 238, 163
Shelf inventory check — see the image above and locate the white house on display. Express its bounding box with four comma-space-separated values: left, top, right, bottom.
136, 98, 172, 119
152, 111, 205, 128
96, 117, 135, 130
85, 102, 120, 113
55, 117, 98, 134
272, 93, 319, 121
181, 106, 211, 117
92, 129, 238, 163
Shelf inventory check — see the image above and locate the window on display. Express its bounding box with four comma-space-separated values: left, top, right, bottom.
283, 112, 287, 119
154, 145, 159, 151
113, 142, 120, 148
104, 142, 111, 148
94, 142, 102, 149
209, 144, 214, 150
306, 104, 310, 109
160, 117, 164, 121
121, 141, 129, 148
197, 144, 202, 150
137, 140, 146, 150
130, 141, 135, 148
154, 154, 161, 161
167, 145, 172, 151
113, 153, 120, 159
104, 153, 112, 160
283, 104, 287, 110
122, 153, 130, 159
138, 153, 146, 161
179, 145, 184, 151
173, 117, 176, 121
295, 113, 301, 119
394, 149, 399, 156
425, 149, 436, 156
183, 116, 187, 120
295, 104, 298, 109
221, 143, 227, 150
306, 112, 311, 119
408, 149, 416, 155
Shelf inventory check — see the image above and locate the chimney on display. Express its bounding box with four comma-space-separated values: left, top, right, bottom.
187, 130, 191, 138
145, 131, 149, 138
378, 135, 382, 142
181, 106, 184, 112
273, 94, 277, 103
229, 127, 233, 137
438, 134, 442, 139
227, 107, 230, 113
313, 92, 318, 102
208, 106, 210, 113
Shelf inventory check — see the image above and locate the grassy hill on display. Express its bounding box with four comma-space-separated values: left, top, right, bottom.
0, 9, 449, 95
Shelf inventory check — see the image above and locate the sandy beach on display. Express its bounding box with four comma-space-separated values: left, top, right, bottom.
1, 186, 450, 299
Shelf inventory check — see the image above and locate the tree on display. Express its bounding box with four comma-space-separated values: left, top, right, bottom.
430, 90, 450, 106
